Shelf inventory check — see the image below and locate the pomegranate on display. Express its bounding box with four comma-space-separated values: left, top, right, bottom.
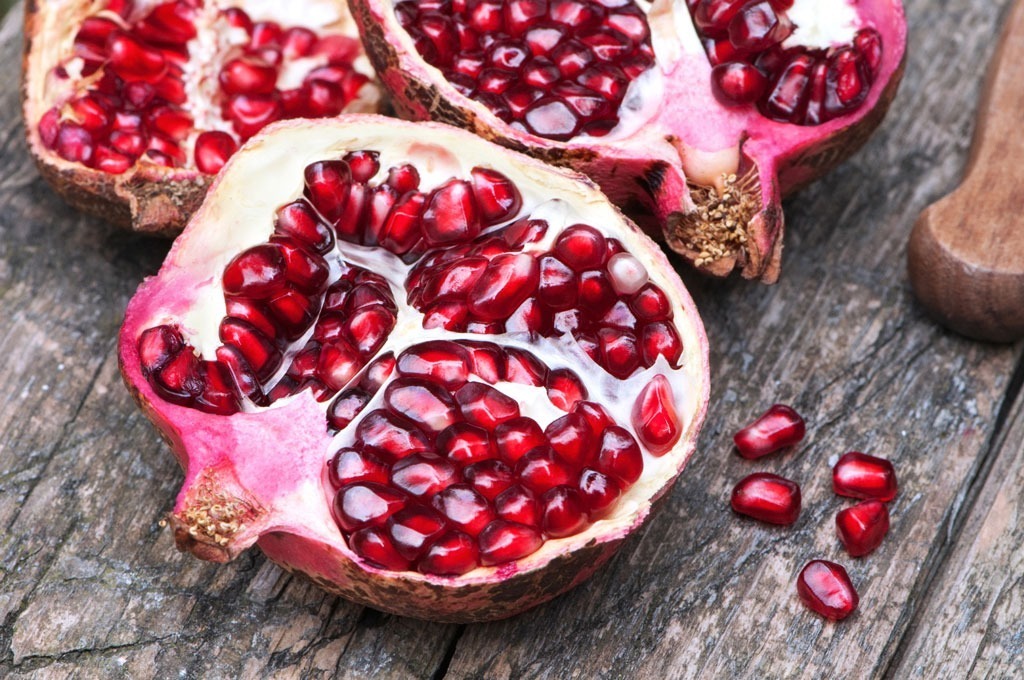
733, 403, 805, 458
118, 116, 710, 621
23, 0, 380, 235
349, 0, 907, 281
796, 559, 858, 620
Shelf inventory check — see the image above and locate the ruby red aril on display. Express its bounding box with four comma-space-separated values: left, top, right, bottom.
119, 119, 708, 621
733, 403, 806, 459
832, 451, 898, 501
797, 560, 859, 620
730, 472, 801, 525
836, 500, 890, 557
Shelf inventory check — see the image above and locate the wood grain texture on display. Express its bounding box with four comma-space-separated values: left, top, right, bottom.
907, 0, 1024, 342
1, 1, 1023, 678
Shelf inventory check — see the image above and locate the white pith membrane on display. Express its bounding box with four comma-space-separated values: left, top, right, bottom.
25, 0, 379, 173
125, 117, 709, 584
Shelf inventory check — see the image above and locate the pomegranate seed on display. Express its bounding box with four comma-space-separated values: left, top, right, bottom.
251, 21, 283, 48
385, 378, 459, 432
494, 484, 540, 526
632, 375, 681, 455
516, 446, 575, 494
222, 7, 254, 33
733, 404, 806, 459
138, 325, 183, 377
597, 327, 640, 378
222, 245, 287, 298
546, 369, 587, 411
327, 388, 371, 430
355, 410, 432, 461
432, 485, 496, 536
107, 33, 168, 83
419, 531, 480, 575
694, 0, 748, 33
94, 146, 132, 174
334, 482, 408, 532
220, 57, 279, 96
304, 160, 352, 223
540, 486, 589, 537
478, 520, 543, 565
396, 341, 471, 389
832, 452, 898, 501
630, 284, 671, 321
545, 413, 597, 467
730, 472, 801, 525
855, 28, 883, 75
577, 468, 621, 517
275, 201, 334, 254
712, 61, 768, 105
836, 500, 890, 557
437, 423, 496, 464
464, 459, 515, 500
422, 179, 481, 246
796, 560, 858, 621
283, 26, 318, 58
762, 53, 814, 123
387, 164, 421, 193
640, 321, 683, 367
55, 124, 94, 164
578, 270, 617, 316
226, 94, 283, 139
538, 256, 578, 310
503, 347, 548, 385
388, 506, 448, 561
351, 526, 411, 570
194, 131, 237, 175
329, 448, 390, 487
728, 1, 792, 51
455, 382, 521, 430
390, 453, 459, 497
495, 417, 547, 463
596, 426, 643, 485
219, 317, 282, 380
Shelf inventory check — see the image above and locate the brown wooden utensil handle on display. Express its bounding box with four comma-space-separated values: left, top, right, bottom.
907, 0, 1024, 342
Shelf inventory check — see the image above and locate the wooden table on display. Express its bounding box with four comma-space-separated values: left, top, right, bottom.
2, 2, 1022, 677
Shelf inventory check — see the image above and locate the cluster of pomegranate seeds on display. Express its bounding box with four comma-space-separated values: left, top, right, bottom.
327, 339, 669, 574
396, 0, 656, 141
136, 148, 690, 573
39, 0, 368, 174
686, 0, 884, 125
728, 404, 902, 620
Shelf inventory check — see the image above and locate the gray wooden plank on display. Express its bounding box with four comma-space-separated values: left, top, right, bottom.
889, 379, 1024, 678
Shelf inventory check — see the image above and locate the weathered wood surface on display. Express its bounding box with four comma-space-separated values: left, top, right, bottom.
1, 0, 1022, 677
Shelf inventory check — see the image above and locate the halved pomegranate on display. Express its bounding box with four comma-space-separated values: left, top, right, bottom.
349, 0, 907, 281
23, 0, 380, 235
118, 117, 709, 621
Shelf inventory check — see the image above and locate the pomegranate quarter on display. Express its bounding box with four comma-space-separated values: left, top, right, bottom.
23, 0, 381, 234
350, 0, 907, 280
119, 117, 710, 622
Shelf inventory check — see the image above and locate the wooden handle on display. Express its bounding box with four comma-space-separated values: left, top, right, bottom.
908, 0, 1024, 342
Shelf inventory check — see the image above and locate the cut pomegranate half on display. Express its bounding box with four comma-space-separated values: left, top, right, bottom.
349, 0, 907, 281
119, 117, 709, 622
23, 0, 381, 235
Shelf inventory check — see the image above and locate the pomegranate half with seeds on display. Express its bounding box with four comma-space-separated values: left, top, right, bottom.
118, 116, 709, 621
349, 0, 907, 281
23, 0, 380, 235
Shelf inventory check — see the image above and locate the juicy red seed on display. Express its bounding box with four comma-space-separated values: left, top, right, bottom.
219, 317, 281, 380
251, 21, 283, 48
554, 224, 606, 271
578, 270, 617, 316
468, 253, 540, 321
316, 337, 362, 391
762, 53, 814, 123
329, 448, 390, 487
516, 446, 575, 494
464, 342, 504, 383
731, 472, 801, 525
455, 382, 521, 430
573, 400, 614, 436
470, 167, 522, 224
597, 327, 640, 378
595, 425, 643, 486
437, 422, 496, 464
356, 410, 432, 461
797, 560, 859, 621
334, 482, 408, 532
385, 378, 459, 433
478, 520, 544, 565
327, 389, 371, 430
138, 325, 184, 377
305, 160, 352, 222
495, 417, 547, 463
350, 526, 411, 570
632, 375, 681, 455
222, 244, 287, 298
546, 369, 587, 411
422, 179, 482, 246
55, 124, 94, 164
630, 284, 671, 321
728, 1, 791, 51
419, 531, 480, 575
494, 484, 540, 526
107, 33, 168, 83
387, 164, 421, 193
832, 452, 898, 501
855, 28, 883, 75
537, 256, 578, 310
464, 459, 515, 500
220, 56, 279, 96
390, 453, 459, 497
396, 341, 472, 389
577, 468, 621, 517
275, 201, 335, 254
343, 150, 381, 183
711, 61, 768, 105
432, 485, 496, 536
540, 486, 589, 537
503, 347, 548, 385
387, 506, 448, 561
194, 131, 237, 175
640, 321, 683, 368
836, 500, 890, 557
545, 413, 597, 468
733, 404, 806, 459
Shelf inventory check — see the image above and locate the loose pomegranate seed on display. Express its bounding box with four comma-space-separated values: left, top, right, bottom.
832, 452, 898, 501
194, 131, 238, 175
730, 472, 801, 525
733, 404, 806, 459
836, 500, 890, 557
796, 560, 858, 620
